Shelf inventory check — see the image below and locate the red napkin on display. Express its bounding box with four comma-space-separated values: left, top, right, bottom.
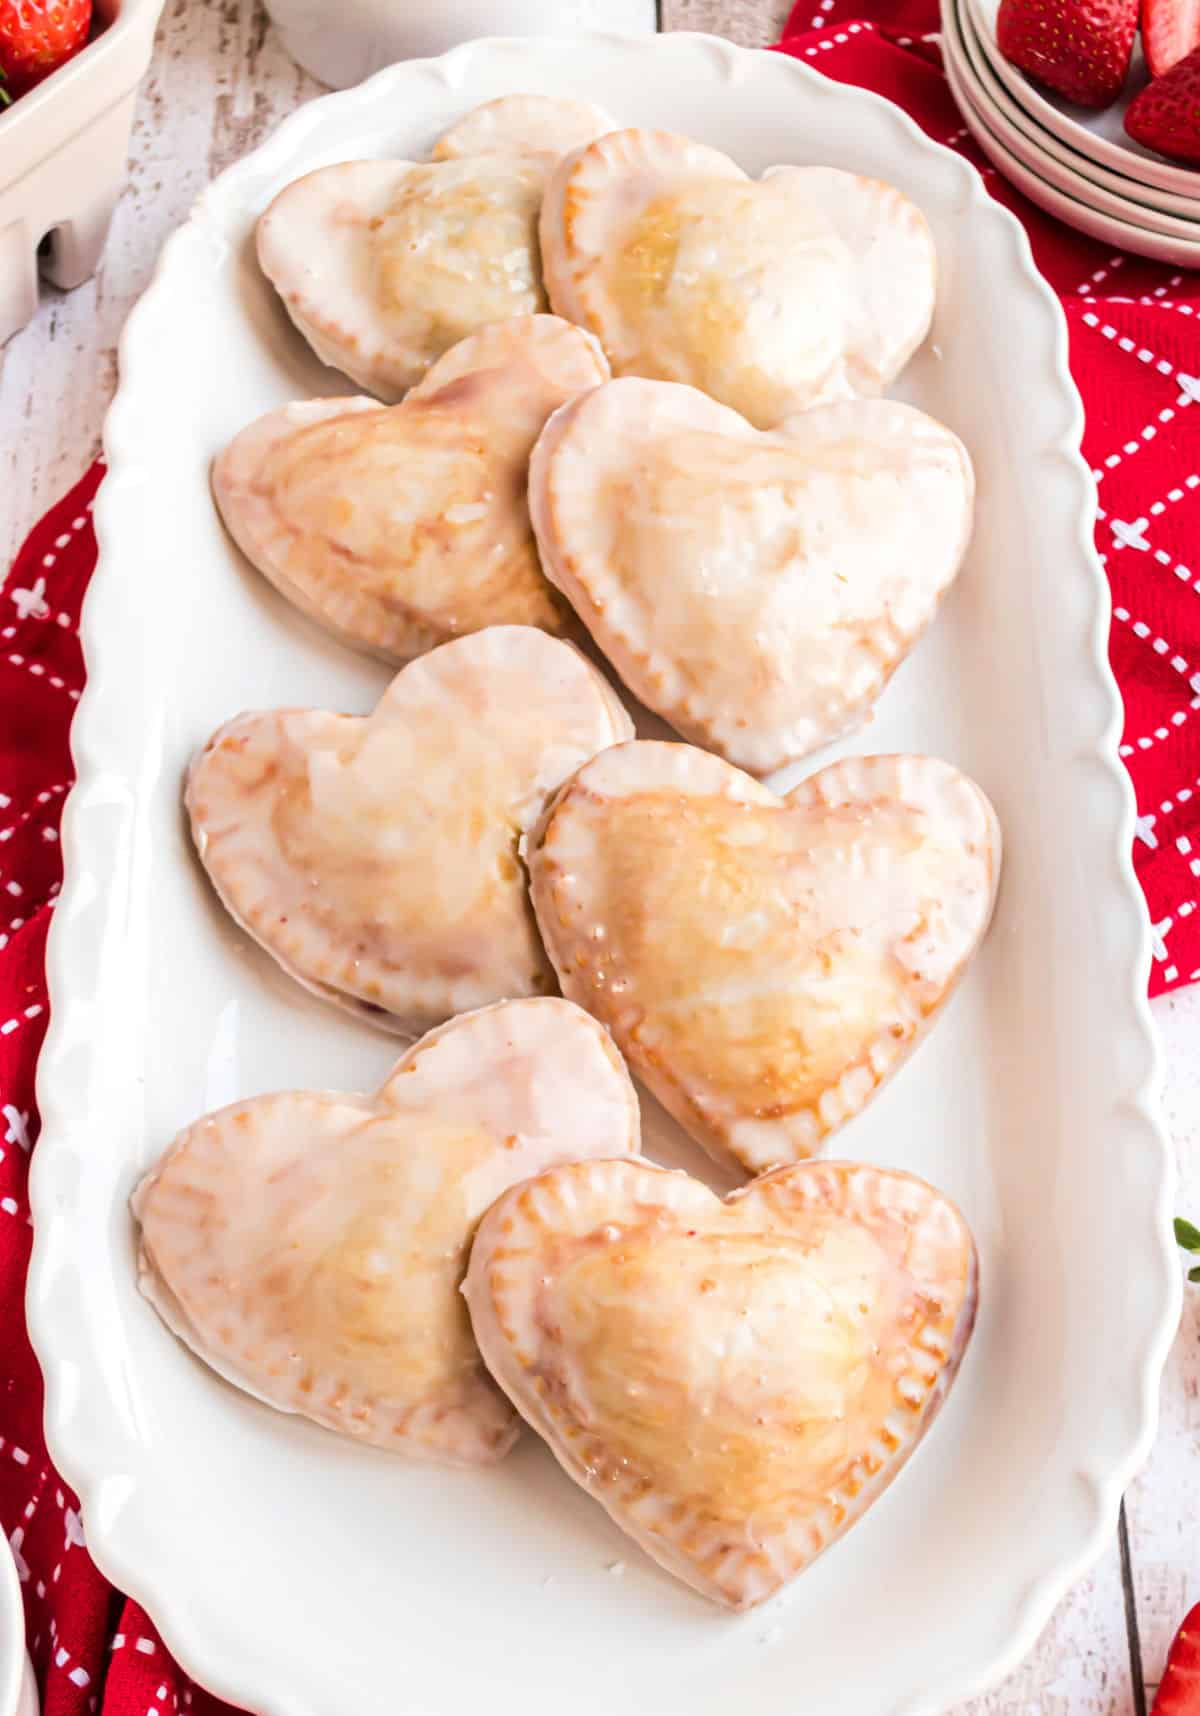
3, 8, 1199, 1709
0, 464, 230, 1716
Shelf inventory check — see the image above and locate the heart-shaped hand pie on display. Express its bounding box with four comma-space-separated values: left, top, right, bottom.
258, 154, 552, 399
187, 626, 633, 1033
432, 94, 617, 165
133, 998, 640, 1464
214, 316, 608, 663
539, 130, 936, 427
465, 1156, 976, 1604
530, 742, 999, 1176
530, 380, 973, 775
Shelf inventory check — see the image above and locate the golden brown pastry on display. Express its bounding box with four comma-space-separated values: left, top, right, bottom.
134, 998, 641, 1464
187, 626, 632, 1033
539, 129, 937, 426
466, 1155, 976, 1604
214, 315, 608, 663
431, 93, 617, 164
530, 742, 1000, 1175
530, 378, 973, 775
258, 155, 550, 398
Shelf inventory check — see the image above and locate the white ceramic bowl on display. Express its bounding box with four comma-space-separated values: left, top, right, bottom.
0, 1534, 36, 1716
943, 4, 1200, 263
954, 0, 1200, 218
262, 0, 655, 89
0, 0, 166, 347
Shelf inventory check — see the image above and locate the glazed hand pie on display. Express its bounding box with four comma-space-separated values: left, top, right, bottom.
465, 1156, 976, 1604
213, 316, 608, 663
530, 743, 999, 1176
187, 626, 633, 1033
133, 998, 640, 1464
530, 379, 973, 776
432, 94, 617, 165
539, 129, 936, 427
257, 154, 551, 399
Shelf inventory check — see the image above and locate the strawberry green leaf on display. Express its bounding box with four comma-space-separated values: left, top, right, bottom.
1175, 1217, 1200, 1252
1190, 1265, 1200, 1284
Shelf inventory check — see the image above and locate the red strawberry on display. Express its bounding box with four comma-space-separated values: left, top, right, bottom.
1152, 1602, 1200, 1715
1144, 0, 1200, 77
0, 0, 92, 99
1125, 44, 1200, 161
996, 0, 1138, 106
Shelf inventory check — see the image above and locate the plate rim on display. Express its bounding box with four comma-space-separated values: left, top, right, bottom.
25, 28, 1180, 1716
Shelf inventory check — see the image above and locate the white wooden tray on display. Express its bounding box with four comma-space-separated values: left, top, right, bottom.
26, 32, 1178, 1716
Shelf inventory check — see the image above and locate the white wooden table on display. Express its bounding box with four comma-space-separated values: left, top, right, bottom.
1, 1, 1198, 1708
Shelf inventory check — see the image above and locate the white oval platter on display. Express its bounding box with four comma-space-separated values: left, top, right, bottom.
26, 30, 1177, 1716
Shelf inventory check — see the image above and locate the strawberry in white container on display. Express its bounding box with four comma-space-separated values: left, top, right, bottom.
0, 0, 165, 346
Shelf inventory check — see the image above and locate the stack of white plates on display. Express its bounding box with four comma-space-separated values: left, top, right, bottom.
941, 0, 1200, 263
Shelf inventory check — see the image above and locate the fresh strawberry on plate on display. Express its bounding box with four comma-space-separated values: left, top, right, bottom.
996, 0, 1138, 106
1125, 45, 1200, 162
1152, 1602, 1200, 1715
1144, 0, 1200, 76
0, 0, 92, 100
